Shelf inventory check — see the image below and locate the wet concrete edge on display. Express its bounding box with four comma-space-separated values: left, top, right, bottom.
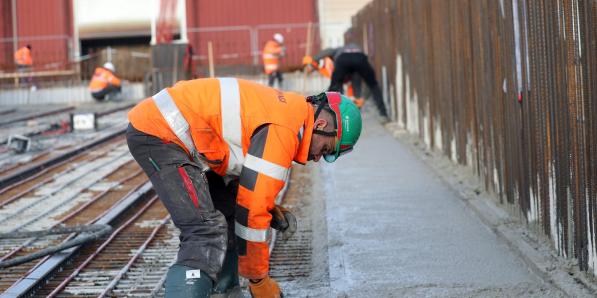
383, 122, 597, 298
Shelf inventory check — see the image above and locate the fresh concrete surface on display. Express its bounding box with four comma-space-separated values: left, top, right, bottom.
305, 113, 572, 297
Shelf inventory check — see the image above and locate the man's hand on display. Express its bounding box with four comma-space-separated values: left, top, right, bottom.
249, 276, 283, 298
269, 205, 297, 240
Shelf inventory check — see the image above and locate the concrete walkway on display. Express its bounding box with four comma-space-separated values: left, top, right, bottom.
316, 115, 561, 297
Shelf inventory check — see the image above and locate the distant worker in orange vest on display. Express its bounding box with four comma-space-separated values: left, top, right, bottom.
14, 44, 33, 69
89, 62, 122, 101
262, 33, 285, 88
126, 78, 362, 297
14, 44, 33, 85
303, 56, 335, 79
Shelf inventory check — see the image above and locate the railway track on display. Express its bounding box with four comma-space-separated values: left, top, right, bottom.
0, 149, 149, 294
0, 127, 127, 190
0, 106, 75, 128
0, 137, 124, 205
36, 196, 171, 297
0, 121, 297, 297
0, 102, 136, 178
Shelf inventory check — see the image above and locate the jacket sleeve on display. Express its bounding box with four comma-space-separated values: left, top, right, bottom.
108, 73, 122, 86
235, 124, 298, 279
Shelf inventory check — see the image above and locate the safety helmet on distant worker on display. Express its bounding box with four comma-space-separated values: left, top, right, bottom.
307, 92, 362, 162
273, 33, 284, 44
103, 62, 115, 72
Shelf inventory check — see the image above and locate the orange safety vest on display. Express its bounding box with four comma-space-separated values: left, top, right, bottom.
128, 78, 314, 279
318, 57, 334, 78
89, 67, 121, 92
14, 47, 33, 66
262, 40, 283, 74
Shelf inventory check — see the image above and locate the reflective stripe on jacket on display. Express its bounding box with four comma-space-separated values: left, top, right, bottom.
127, 78, 314, 279
262, 40, 283, 74
14, 47, 32, 66
89, 67, 121, 92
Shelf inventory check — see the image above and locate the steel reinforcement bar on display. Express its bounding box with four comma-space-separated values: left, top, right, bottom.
0, 182, 154, 298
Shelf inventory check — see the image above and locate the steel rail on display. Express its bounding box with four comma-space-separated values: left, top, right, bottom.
0, 181, 154, 298
0, 127, 126, 190
97, 215, 171, 298
0, 169, 144, 262
0, 140, 124, 207
0, 150, 131, 227
0, 106, 74, 127
46, 196, 160, 298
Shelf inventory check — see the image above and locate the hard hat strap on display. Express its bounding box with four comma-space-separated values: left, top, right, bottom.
313, 129, 336, 137
310, 93, 339, 138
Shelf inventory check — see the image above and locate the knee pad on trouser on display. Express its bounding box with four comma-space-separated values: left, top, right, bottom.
164, 264, 213, 298
212, 248, 240, 295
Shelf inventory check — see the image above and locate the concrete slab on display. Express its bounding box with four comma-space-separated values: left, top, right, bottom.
315, 115, 564, 297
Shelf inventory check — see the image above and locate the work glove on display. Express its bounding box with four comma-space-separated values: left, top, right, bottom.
249, 276, 283, 298
269, 205, 297, 240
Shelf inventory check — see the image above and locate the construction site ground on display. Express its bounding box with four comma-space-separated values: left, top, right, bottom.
1, 94, 596, 297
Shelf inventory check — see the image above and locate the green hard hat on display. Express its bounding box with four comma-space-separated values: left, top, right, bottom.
321, 92, 362, 162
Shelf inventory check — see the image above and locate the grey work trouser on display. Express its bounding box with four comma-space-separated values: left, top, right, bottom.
91, 84, 122, 101
126, 124, 238, 283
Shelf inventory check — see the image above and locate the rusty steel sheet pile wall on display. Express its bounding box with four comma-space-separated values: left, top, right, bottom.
351, 0, 597, 275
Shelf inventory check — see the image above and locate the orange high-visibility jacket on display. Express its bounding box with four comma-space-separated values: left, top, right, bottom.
89, 67, 121, 92
318, 57, 334, 78
14, 47, 33, 66
128, 78, 314, 279
262, 40, 283, 75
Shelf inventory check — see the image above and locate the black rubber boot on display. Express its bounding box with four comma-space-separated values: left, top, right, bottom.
211, 248, 242, 297
164, 264, 213, 298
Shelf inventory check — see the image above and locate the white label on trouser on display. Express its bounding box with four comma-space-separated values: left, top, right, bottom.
186, 270, 201, 279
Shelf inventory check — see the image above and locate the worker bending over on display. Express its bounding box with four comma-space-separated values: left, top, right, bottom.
262, 33, 285, 88
308, 43, 388, 120
303, 55, 363, 108
127, 78, 362, 297
89, 62, 122, 101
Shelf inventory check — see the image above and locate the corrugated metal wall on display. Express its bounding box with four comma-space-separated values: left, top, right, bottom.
351, 0, 597, 276
185, 0, 320, 72
0, 0, 74, 71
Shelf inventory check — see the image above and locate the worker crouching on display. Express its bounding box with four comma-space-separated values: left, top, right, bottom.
126, 78, 362, 297
89, 62, 122, 101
